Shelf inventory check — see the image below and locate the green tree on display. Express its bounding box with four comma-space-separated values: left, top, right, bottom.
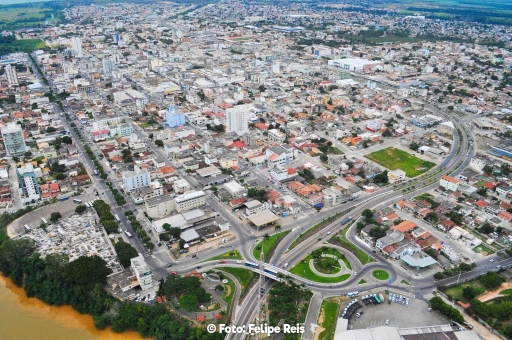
169, 227, 181, 239
480, 272, 505, 290
62, 136, 73, 144
320, 154, 328, 163
114, 239, 138, 267
50, 212, 62, 223
65, 256, 112, 290
75, 205, 87, 214
362, 209, 373, 221
178, 294, 199, 311
155, 140, 164, 147
425, 211, 439, 224
46, 126, 56, 133
409, 142, 420, 151
462, 286, 477, 300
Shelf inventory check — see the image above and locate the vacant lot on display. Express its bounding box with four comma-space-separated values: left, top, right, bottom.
366, 147, 436, 177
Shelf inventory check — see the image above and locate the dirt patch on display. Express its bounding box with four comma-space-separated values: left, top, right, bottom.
313, 307, 326, 340
224, 284, 232, 298
478, 282, 512, 302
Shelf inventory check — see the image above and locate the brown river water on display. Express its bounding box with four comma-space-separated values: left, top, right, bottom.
0, 275, 142, 340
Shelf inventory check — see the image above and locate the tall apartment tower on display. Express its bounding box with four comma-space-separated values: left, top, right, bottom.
5, 64, 18, 86
2, 123, 27, 157
71, 37, 83, 55
17, 163, 40, 200
226, 107, 250, 135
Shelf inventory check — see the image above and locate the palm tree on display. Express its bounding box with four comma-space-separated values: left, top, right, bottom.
263, 233, 270, 240
275, 225, 282, 231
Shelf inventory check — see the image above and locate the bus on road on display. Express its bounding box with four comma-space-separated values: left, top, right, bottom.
24, 225, 31, 232
41, 218, 47, 224
125, 230, 132, 238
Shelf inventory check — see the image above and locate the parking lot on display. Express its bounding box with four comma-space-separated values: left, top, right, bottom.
347, 294, 449, 330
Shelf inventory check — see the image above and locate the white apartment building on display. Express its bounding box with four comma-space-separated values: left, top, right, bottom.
130, 255, 153, 290
245, 200, 271, 216
2, 123, 27, 157
269, 164, 297, 182
5, 64, 18, 86
225, 107, 250, 135
71, 37, 83, 55
174, 190, 206, 213
439, 175, 459, 192
122, 165, 151, 192
441, 243, 462, 263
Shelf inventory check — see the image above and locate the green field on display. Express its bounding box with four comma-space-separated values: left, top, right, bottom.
253, 230, 290, 262
377, 0, 512, 26
290, 253, 351, 284
317, 298, 341, 340
444, 279, 486, 303
372, 269, 390, 280
203, 250, 242, 262
366, 147, 436, 177
219, 267, 255, 296
0, 5, 60, 30
0, 38, 46, 54
500, 289, 512, 296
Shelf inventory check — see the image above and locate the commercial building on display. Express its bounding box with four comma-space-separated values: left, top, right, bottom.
145, 195, 175, 219
226, 107, 250, 135
164, 106, 186, 128
130, 255, 153, 291
173, 178, 191, 194
5, 64, 18, 86
439, 175, 459, 192
122, 165, 151, 192
265, 146, 297, 168
224, 180, 246, 198
327, 58, 384, 72
174, 190, 206, 213
247, 209, 279, 227
17, 163, 40, 200
2, 123, 27, 157
387, 169, 406, 183
245, 200, 271, 216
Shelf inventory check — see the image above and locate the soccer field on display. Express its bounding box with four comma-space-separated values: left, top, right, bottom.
366, 147, 436, 177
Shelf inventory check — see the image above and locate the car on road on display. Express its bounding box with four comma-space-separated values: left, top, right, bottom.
385, 320, 390, 325
218, 260, 226, 263
317, 238, 322, 241
354, 272, 358, 276
196, 266, 201, 269
490, 259, 495, 262
171, 271, 177, 275
236, 260, 242, 264
192, 254, 197, 258
167, 263, 173, 268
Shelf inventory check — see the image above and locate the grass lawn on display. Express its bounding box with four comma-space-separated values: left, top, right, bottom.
203, 250, 242, 262
219, 267, 255, 296
372, 269, 390, 280
415, 193, 434, 201
0, 38, 47, 53
253, 230, 290, 262
500, 289, 512, 296
228, 37, 253, 41
221, 277, 236, 305
317, 298, 340, 340
331, 227, 376, 265
400, 279, 412, 286
473, 244, 495, 255
0, 6, 60, 30
290, 254, 350, 284
329, 147, 344, 155
357, 279, 367, 285
366, 147, 436, 177
444, 279, 486, 303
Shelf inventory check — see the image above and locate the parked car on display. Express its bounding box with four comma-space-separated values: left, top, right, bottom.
219, 260, 226, 263
171, 271, 177, 275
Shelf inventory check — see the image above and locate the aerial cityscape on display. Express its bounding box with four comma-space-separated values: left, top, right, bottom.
0, 0, 512, 339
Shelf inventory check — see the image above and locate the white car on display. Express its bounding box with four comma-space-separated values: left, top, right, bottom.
236, 260, 242, 264
385, 320, 390, 325
490, 259, 495, 262
354, 272, 358, 276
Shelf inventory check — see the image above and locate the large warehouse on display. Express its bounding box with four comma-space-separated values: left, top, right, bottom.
328, 58, 384, 73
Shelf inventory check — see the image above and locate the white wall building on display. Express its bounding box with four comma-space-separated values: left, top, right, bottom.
226, 107, 250, 135
71, 37, 83, 55
224, 180, 246, 198
130, 255, 153, 290
173, 178, 191, 194
387, 169, 406, 183
145, 195, 175, 219
122, 165, 151, 192
439, 175, 459, 192
5, 64, 18, 86
174, 190, 206, 213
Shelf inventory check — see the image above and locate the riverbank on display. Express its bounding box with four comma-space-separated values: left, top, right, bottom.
0, 275, 141, 340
